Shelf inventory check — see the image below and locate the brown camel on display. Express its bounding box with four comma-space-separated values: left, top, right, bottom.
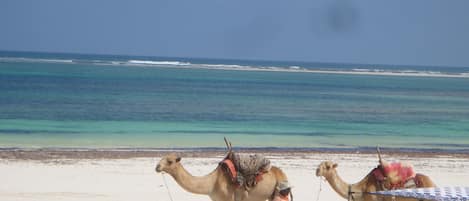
315, 161, 436, 201
156, 152, 291, 201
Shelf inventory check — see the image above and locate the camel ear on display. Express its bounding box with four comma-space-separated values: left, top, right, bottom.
176, 157, 181, 163
333, 163, 338, 169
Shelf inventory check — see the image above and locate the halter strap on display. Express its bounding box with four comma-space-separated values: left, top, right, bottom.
347, 185, 355, 201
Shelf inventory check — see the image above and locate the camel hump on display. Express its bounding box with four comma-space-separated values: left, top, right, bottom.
414, 173, 437, 188
270, 166, 288, 181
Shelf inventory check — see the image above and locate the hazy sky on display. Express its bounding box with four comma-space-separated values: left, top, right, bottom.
1, 0, 469, 66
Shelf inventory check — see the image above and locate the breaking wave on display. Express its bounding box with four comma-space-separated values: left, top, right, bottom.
127, 60, 191, 66
1, 56, 469, 78
0, 57, 74, 64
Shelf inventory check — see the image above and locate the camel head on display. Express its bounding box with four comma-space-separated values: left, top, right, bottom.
155, 153, 182, 174
316, 161, 338, 178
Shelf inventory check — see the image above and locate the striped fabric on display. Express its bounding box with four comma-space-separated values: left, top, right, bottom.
368, 187, 469, 201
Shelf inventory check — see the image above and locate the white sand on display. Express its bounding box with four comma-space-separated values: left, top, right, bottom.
1, 153, 468, 201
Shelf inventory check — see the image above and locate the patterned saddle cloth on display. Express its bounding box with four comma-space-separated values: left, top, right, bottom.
221, 153, 271, 189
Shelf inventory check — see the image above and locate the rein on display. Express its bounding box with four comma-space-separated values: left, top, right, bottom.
347, 185, 355, 201
161, 173, 175, 201
315, 177, 323, 201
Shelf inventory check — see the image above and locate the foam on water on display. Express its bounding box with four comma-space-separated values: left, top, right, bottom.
2, 55, 468, 78
127, 60, 191, 66
0, 57, 74, 64
123, 59, 469, 78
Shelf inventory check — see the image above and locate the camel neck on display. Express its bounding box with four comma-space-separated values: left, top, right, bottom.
325, 170, 362, 199
168, 163, 218, 195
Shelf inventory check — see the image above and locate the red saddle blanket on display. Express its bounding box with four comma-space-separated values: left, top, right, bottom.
372, 162, 416, 189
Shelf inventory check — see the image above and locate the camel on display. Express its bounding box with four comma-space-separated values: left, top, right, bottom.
315, 161, 436, 201
155, 152, 290, 201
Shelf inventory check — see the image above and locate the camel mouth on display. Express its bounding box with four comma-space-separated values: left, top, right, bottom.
155, 165, 162, 173
315, 168, 321, 177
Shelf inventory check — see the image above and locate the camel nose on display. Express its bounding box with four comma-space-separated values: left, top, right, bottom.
156, 164, 161, 173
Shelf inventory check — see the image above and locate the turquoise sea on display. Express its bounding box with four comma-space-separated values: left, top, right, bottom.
1, 51, 469, 152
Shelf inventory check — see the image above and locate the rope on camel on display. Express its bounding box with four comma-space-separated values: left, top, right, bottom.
162, 173, 175, 201
316, 177, 323, 201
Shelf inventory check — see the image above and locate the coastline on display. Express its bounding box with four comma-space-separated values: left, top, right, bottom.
1, 147, 468, 160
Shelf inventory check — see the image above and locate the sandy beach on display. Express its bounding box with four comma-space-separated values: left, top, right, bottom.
1, 150, 468, 201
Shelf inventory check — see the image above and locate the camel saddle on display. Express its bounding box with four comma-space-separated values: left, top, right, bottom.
372, 162, 421, 190
220, 153, 271, 189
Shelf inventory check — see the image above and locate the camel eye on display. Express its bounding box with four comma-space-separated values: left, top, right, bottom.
167, 160, 173, 165
326, 165, 330, 170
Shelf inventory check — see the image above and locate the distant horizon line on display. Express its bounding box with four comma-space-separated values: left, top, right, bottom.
1, 49, 467, 69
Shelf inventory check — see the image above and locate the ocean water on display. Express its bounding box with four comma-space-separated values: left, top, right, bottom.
1, 51, 469, 152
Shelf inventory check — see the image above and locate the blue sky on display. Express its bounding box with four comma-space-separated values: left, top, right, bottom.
1, 0, 469, 66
